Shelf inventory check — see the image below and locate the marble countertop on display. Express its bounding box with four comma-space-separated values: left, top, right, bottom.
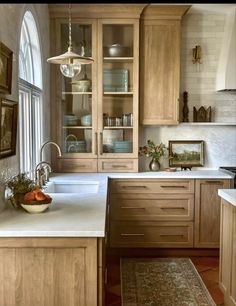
0, 169, 234, 238
218, 189, 236, 207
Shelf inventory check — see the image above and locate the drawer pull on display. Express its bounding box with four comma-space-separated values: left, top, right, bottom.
121, 207, 145, 209
122, 185, 147, 189
160, 234, 184, 237
161, 207, 185, 210
121, 233, 144, 236
161, 185, 186, 188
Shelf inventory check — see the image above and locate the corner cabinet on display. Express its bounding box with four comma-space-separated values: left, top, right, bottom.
49, 5, 145, 172
139, 5, 191, 125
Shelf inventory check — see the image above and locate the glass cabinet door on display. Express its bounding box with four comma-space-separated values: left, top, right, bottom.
59, 21, 97, 157
98, 20, 138, 158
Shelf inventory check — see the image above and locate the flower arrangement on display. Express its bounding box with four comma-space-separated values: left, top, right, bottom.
139, 140, 167, 161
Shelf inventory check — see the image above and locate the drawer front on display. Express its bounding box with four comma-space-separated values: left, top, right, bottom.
57, 158, 97, 172
109, 221, 193, 248
109, 194, 194, 221
109, 179, 194, 194
98, 159, 138, 172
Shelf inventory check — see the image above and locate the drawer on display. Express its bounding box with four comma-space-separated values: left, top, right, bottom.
109, 179, 194, 194
98, 159, 138, 172
109, 194, 194, 221
57, 158, 97, 172
109, 221, 193, 248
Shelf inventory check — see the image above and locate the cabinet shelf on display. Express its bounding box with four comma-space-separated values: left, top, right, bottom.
62, 126, 92, 129
103, 126, 133, 129
180, 122, 236, 126
103, 92, 133, 95
103, 57, 133, 62
62, 92, 92, 95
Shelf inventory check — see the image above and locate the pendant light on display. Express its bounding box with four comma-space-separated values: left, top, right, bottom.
47, 4, 94, 78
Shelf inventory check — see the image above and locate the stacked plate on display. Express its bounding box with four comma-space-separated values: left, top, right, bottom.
113, 140, 133, 153
67, 140, 86, 153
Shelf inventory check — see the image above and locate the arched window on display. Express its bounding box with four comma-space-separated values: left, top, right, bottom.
19, 10, 42, 175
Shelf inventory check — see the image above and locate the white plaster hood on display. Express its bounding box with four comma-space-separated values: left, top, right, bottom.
216, 6, 236, 91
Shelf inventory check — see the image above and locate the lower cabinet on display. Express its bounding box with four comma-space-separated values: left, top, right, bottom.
219, 199, 236, 306
194, 179, 231, 248
108, 178, 232, 249
0, 237, 104, 306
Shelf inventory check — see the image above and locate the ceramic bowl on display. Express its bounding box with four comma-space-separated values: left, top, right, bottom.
20, 203, 50, 214
81, 114, 92, 126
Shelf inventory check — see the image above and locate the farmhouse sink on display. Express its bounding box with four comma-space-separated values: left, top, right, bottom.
44, 180, 99, 194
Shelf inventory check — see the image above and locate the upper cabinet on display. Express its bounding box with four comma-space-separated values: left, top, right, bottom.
48, 4, 145, 172
139, 5, 191, 125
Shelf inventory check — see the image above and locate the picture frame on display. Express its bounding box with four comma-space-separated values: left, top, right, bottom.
0, 41, 13, 95
0, 98, 18, 159
169, 140, 204, 169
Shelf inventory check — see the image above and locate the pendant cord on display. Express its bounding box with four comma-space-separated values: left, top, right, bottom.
68, 4, 72, 50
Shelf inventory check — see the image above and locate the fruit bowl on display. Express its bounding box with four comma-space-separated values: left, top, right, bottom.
20, 189, 52, 213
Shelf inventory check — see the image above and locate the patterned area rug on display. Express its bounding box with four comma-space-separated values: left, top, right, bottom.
121, 258, 216, 306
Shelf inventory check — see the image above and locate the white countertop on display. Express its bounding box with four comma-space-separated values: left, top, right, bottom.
218, 189, 236, 207
0, 170, 234, 238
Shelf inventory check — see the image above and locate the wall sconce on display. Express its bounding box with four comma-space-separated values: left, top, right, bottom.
192, 45, 202, 64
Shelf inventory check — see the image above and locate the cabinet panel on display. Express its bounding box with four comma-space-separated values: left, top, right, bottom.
57, 158, 97, 172
110, 221, 193, 248
194, 179, 231, 248
98, 158, 138, 172
110, 194, 194, 221
109, 179, 194, 194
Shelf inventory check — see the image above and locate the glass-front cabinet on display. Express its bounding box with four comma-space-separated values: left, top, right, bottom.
50, 6, 141, 172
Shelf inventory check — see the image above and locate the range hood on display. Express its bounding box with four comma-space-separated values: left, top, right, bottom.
216, 6, 236, 91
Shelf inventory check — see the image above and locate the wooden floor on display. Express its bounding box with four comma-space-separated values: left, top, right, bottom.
105, 253, 224, 306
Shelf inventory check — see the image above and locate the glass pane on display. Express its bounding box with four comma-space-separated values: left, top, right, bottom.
102, 129, 133, 154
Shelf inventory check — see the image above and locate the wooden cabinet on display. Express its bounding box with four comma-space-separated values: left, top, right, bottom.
194, 179, 231, 248
219, 199, 236, 306
108, 178, 195, 248
140, 5, 190, 125
49, 5, 144, 172
0, 237, 104, 306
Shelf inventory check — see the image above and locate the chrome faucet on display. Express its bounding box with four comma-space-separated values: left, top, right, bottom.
40, 141, 62, 163
35, 141, 62, 188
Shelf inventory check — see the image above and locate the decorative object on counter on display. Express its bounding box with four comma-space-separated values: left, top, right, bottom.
169, 140, 204, 169
182, 91, 189, 122
139, 140, 167, 171
4, 172, 39, 208
193, 106, 212, 122
0, 98, 18, 159
192, 45, 202, 64
164, 167, 177, 172
0, 41, 13, 94
47, 4, 94, 78
20, 188, 52, 214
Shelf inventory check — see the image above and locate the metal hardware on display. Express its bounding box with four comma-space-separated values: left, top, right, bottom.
121, 207, 145, 209
122, 185, 147, 189
100, 132, 103, 155
160, 185, 186, 188
159, 234, 184, 237
35, 161, 52, 188
160, 207, 185, 210
121, 233, 144, 236
112, 165, 127, 168
95, 132, 98, 155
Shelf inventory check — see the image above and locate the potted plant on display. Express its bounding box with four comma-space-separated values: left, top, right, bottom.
5, 172, 38, 208
139, 140, 167, 171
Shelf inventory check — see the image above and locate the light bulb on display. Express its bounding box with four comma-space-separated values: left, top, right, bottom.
60, 63, 82, 78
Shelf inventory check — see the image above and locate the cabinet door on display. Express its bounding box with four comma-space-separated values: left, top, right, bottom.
97, 19, 139, 165
194, 179, 231, 248
51, 18, 98, 172
140, 5, 190, 125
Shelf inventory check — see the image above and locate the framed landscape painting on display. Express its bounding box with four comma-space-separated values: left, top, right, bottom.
0, 98, 18, 159
169, 140, 204, 168
0, 41, 13, 95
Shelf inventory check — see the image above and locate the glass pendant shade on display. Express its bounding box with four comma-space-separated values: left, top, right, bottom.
46, 4, 94, 78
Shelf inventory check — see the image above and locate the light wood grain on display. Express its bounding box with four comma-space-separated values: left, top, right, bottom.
194, 179, 231, 248
57, 158, 98, 172
219, 199, 236, 306
0, 238, 99, 306
140, 5, 190, 125
98, 159, 138, 172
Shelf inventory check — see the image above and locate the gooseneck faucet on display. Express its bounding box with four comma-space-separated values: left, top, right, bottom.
35, 141, 62, 188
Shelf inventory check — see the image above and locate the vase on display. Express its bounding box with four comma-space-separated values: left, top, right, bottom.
149, 158, 160, 171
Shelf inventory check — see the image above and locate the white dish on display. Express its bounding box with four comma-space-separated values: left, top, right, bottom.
21, 203, 50, 214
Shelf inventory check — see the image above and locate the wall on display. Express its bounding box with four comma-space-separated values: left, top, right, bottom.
139, 4, 236, 171
0, 4, 50, 179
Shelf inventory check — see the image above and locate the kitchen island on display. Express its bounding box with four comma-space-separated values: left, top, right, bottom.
218, 189, 236, 306
0, 170, 234, 306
